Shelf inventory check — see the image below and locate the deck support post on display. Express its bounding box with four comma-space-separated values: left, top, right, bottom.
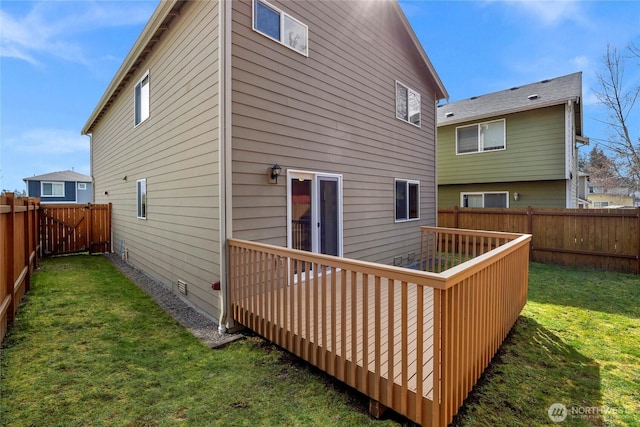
369, 399, 388, 419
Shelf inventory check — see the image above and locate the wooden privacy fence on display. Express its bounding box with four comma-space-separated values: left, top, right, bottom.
1, 194, 39, 342
229, 227, 531, 426
40, 203, 112, 256
439, 207, 640, 274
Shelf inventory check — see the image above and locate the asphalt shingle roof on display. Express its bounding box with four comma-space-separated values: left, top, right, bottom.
23, 170, 92, 182
437, 72, 582, 126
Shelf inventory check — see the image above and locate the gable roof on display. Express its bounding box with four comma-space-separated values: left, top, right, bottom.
81, 0, 447, 135
437, 72, 582, 127
23, 170, 92, 183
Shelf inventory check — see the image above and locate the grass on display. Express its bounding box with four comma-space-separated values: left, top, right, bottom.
0, 255, 396, 427
1, 256, 638, 426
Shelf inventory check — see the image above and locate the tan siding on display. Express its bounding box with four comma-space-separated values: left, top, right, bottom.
438, 181, 568, 209
231, 0, 439, 267
438, 105, 567, 185
91, 0, 221, 319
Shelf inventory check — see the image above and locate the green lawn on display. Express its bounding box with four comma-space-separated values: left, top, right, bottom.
1, 256, 638, 426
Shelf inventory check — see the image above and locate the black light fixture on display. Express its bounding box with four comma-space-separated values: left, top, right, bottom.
270, 163, 282, 183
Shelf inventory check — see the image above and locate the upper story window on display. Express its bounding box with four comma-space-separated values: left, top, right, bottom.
137, 179, 147, 219
395, 179, 420, 221
456, 119, 505, 154
461, 192, 508, 208
77, 183, 87, 190
134, 71, 150, 126
253, 0, 308, 56
42, 182, 64, 197
395, 81, 421, 127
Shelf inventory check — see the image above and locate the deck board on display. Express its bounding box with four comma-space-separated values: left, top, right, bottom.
233, 268, 435, 402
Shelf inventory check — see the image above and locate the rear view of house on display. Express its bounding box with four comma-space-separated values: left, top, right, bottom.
23, 170, 93, 204
82, 0, 447, 326
437, 72, 589, 208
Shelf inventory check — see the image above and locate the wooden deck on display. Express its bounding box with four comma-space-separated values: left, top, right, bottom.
229, 227, 531, 426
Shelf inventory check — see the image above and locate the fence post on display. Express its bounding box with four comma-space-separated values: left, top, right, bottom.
527, 206, 534, 261
637, 207, 640, 274
453, 205, 459, 229
21, 198, 31, 292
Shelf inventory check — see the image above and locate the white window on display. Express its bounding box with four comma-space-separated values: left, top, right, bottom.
456, 119, 506, 154
78, 183, 87, 190
42, 182, 64, 197
253, 0, 308, 56
395, 81, 421, 127
134, 71, 150, 126
461, 192, 509, 208
395, 179, 420, 221
594, 201, 609, 208
137, 179, 147, 219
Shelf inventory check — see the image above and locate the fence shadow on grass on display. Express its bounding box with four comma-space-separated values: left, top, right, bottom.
527, 262, 640, 319
451, 316, 602, 426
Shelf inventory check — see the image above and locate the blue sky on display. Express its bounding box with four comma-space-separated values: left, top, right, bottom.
1, 0, 639, 192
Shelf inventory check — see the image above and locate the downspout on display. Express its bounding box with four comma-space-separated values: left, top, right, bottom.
217, 0, 233, 334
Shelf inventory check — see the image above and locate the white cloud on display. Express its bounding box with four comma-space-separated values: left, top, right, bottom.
0, 1, 156, 65
13, 128, 90, 154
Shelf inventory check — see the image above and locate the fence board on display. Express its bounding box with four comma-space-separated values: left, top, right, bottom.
1, 194, 39, 342
439, 207, 640, 274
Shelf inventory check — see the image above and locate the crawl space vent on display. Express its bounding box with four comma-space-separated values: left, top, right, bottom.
177, 279, 187, 295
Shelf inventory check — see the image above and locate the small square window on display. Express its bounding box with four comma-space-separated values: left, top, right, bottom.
395, 81, 421, 127
137, 179, 147, 219
395, 179, 420, 221
253, 0, 308, 56
78, 183, 87, 190
135, 72, 150, 126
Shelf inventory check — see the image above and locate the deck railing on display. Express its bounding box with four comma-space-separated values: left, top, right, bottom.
228, 227, 530, 426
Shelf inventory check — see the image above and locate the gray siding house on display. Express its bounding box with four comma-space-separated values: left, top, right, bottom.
82, 0, 447, 327
437, 72, 589, 208
23, 170, 93, 203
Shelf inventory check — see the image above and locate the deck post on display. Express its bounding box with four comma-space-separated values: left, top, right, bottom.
369, 399, 387, 419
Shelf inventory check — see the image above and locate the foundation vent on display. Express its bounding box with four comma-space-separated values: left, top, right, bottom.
177, 279, 187, 295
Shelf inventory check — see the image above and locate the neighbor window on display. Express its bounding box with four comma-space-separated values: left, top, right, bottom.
456, 119, 505, 154
42, 182, 64, 197
396, 81, 421, 126
594, 201, 609, 208
77, 183, 87, 190
461, 192, 508, 208
395, 179, 420, 221
134, 71, 150, 126
137, 179, 147, 219
253, 0, 308, 56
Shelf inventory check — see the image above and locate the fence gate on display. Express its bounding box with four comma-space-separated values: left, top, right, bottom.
39, 204, 111, 256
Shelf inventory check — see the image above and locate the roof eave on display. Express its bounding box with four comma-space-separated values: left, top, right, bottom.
81, 0, 180, 135
437, 96, 580, 127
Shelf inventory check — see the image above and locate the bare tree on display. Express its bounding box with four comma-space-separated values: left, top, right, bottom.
593, 43, 640, 193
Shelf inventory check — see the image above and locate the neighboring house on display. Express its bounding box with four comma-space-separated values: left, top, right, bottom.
588, 181, 637, 208
23, 170, 93, 203
81, 0, 447, 325
437, 72, 589, 208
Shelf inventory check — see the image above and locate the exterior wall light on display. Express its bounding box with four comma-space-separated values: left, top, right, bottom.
513, 192, 520, 201
270, 164, 282, 183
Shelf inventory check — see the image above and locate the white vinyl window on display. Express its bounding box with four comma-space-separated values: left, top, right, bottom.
137, 179, 147, 219
253, 0, 308, 56
77, 183, 87, 190
395, 81, 421, 127
456, 119, 505, 154
134, 71, 150, 126
42, 182, 64, 197
461, 192, 509, 208
395, 179, 420, 221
